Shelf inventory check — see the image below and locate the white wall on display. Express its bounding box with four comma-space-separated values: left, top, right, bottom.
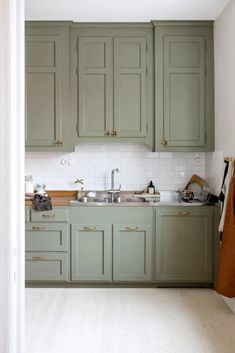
25, 144, 206, 191
0, 0, 25, 352
214, 0, 235, 156
214, 0, 235, 312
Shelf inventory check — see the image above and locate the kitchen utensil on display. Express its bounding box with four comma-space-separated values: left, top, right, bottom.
35, 184, 46, 195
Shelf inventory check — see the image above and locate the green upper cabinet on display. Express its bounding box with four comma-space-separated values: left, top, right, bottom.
71, 25, 154, 146
114, 37, 147, 137
154, 22, 214, 152
25, 22, 74, 151
77, 37, 113, 137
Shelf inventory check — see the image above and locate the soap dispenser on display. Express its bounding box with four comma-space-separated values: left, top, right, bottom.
148, 181, 155, 194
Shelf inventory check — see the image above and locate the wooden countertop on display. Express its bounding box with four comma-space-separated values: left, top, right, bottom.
25, 190, 77, 207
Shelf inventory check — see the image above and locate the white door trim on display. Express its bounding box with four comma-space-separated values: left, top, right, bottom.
0, 0, 25, 352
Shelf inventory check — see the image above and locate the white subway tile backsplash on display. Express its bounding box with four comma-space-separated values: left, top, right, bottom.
25, 143, 208, 191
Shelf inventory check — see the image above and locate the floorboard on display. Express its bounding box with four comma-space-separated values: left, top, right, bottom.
26, 288, 235, 353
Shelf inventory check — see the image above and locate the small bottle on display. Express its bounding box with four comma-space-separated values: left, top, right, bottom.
148, 180, 155, 194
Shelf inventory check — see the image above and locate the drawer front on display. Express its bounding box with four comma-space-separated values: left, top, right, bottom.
30, 208, 68, 222
25, 223, 69, 251
25, 252, 69, 281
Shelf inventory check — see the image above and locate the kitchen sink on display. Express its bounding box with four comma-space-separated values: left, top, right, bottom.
69, 190, 206, 206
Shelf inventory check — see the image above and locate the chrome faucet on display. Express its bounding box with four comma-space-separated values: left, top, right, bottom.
111, 168, 119, 190
108, 168, 121, 203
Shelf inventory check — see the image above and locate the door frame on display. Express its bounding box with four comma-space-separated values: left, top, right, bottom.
0, 1, 25, 352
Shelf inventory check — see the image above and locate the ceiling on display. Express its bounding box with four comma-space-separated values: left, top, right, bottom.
26, 0, 230, 21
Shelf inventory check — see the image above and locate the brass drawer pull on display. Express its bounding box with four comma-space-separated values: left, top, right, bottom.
56, 140, 63, 146
42, 214, 56, 218
83, 226, 96, 231
32, 256, 46, 261
113, 130, 117, 137
32, 226, 46, 231
125, 226, 140, 231
161, 140, 167, 146
177, 211, 191, 216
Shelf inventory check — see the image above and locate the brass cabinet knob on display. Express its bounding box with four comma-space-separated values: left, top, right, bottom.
161, 140, 167, 146
56, 140, 63, 146
107, 131, 117, 137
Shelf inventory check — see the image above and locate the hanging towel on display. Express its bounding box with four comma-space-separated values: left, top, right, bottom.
219, 160, 234, 232
216, 160, 235, 298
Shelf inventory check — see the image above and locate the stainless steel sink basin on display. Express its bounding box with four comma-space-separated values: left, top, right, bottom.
75, 195, 141, 204
69, 190, 205, 207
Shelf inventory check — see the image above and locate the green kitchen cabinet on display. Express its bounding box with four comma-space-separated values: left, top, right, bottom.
69, 206, 154, 282
25, 206, 70, 282
71, 25, 154, 145
25, 223, 69, 252
155, 207, 214, 283
71, 224, 112, 281
113, 223, 152, 282
154, 22, 214, 151
25, 252, 69, 281
25, 22, 73, 151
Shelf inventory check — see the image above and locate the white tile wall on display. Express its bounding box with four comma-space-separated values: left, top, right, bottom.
25, 143, 207, 191
205, 151, 223, 195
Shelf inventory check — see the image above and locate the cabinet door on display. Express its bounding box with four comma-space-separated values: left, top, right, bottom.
155, 207, 213, 283
78, 37, 113, 137
71, 224, 112, 281
154, 24, 214, 151
113, 223, 152, 282
25, 26, 72, 150
114, 37, 147, 137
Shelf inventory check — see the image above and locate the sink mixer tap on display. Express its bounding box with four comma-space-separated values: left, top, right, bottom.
108, 168, 121, 203
111, 168, 119, 190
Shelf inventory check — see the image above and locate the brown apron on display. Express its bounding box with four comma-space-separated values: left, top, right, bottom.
216, 161, 235, 297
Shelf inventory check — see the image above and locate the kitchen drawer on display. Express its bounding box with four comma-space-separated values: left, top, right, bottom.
25, 252, 69, 281
25, 223, 69, 251
30, 208, 68, 222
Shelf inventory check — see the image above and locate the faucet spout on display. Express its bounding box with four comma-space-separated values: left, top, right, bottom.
111, 168, 119, 190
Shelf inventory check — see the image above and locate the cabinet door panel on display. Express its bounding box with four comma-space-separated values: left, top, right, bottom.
71, 224, 112, 281
154, 23, 214, 152
78, 37, 112, 137
163, 36, 205, 147
113, 223, 152, 282
114, 37, 147, 137
25, 36, 62, 147
155, 207, 213, 283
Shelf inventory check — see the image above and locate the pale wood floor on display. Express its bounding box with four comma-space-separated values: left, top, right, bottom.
26, 288, 235, 353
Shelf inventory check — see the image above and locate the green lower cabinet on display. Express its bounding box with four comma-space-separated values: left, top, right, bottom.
71, 224, 112, 282
113, 223, 152, 282
155, 207, 213, 283
25, 252, 69, 281
25, 223, 69, 252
